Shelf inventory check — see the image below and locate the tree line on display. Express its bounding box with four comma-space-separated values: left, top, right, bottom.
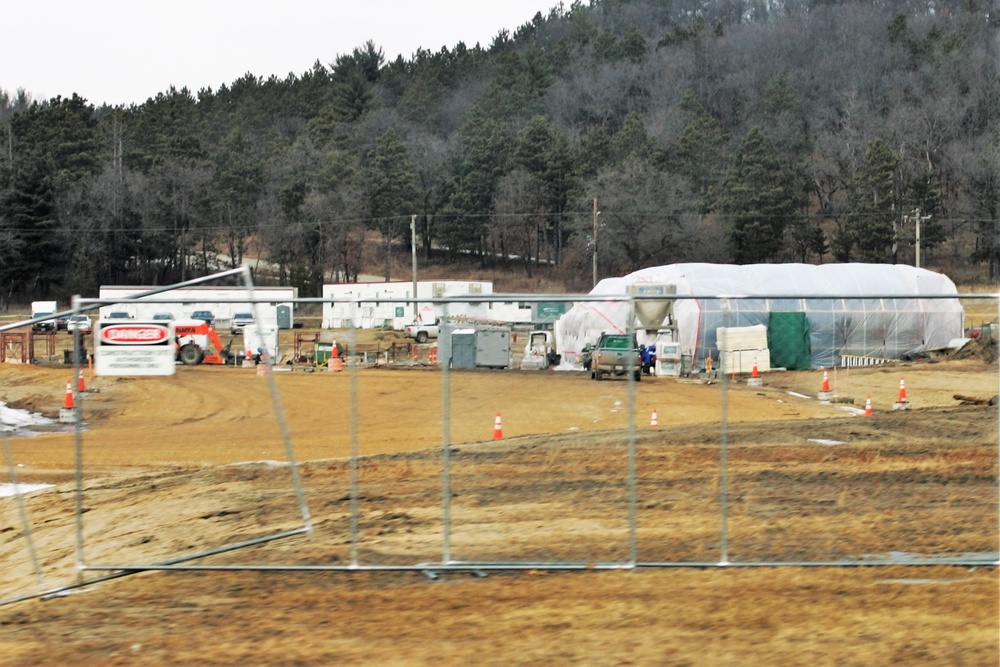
1, 0, 997, 306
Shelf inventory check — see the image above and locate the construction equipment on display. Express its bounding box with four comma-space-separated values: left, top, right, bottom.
174, 319, 233, 365
520, 330, 561, 370
628, 283, 680, 376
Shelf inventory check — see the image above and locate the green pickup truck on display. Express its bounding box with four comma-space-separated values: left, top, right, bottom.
584, 333, 643, 381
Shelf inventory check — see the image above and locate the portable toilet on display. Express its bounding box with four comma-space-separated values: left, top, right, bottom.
450, 329, 477, 369
277, 305, 292, 329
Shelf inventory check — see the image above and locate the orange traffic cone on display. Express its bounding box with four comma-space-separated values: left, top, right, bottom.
650, 409, 659, 427
77, 369, 86, 393
893, 377, 913, 410
493, 413, 503, 440
63, 382, 74, 410
747, 356, 763, 386
429, 346, 438, 364
864, 396, 873, 416
330, 342, 343, 372
821, 369, 830, 393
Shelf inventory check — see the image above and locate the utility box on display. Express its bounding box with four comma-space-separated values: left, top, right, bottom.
475, 327, 511, 369
656, 341, 682, 376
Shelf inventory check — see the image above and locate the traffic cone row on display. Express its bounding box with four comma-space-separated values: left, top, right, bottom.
816, 370, 913, 414
859, 378, 914, 415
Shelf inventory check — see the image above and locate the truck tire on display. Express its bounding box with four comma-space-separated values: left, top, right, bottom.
178, 344, 203, 366
594, 370, 603, 381
416, 331, 429, 344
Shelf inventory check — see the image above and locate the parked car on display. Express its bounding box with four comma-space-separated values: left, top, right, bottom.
56, 316, 69, 331
106, 311, 132, 320
230, 312, 255, 335
152, 312, 175, 321
191, 310, 215, 325
66, 315, 92, 332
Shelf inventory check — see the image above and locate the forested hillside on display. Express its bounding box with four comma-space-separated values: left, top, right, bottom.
1, 0, 997, 304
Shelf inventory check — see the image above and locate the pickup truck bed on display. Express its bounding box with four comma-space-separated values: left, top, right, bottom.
404, 320, 439, 344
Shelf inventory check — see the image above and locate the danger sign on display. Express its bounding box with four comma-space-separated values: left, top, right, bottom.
94, 322, 176, 376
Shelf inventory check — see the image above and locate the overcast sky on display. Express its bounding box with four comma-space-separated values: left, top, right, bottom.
3, 1, 555, 107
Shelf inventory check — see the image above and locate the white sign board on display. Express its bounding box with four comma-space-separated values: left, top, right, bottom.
94, 321, 176, 376
242, 324, 280, 361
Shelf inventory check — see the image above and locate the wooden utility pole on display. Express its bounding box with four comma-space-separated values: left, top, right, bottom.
904, 208, 931, 268
592, 198, 599, 289
913, 208, 930, 268
411, 214, 418, 320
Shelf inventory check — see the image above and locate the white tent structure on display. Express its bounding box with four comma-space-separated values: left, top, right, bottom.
556, 263, 964, 370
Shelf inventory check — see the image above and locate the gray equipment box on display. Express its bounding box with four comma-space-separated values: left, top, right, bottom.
475, 327, 510, 369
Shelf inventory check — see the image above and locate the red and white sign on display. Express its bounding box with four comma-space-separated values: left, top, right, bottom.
99, 324, 171, 345
94, 321, 176, 376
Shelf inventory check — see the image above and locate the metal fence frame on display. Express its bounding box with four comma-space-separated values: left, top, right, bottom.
2, 272, 998, 605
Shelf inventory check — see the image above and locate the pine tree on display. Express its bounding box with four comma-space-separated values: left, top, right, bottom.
838, 139, 899, 262
366, 128, 418, 280
720, 127, 801, 263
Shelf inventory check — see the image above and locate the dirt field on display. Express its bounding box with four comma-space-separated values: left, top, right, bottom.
1, 338, 998, 665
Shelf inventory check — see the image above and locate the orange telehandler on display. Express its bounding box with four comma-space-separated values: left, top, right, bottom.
174, 320, 234, 365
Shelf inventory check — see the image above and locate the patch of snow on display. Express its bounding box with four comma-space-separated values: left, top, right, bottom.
0, 483, 54, 498
0, 402, 54, 433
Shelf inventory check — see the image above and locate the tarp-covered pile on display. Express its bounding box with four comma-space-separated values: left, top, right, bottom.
556, 263, 964, 370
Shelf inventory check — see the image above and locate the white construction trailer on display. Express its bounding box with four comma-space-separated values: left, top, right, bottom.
322, 280, 534, 330
97, 286, 296, 330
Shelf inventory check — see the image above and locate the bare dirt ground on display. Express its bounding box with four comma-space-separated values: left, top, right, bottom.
0, 336, 998, 665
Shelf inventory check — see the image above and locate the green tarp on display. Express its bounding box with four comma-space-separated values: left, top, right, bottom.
768, 312, 812, 370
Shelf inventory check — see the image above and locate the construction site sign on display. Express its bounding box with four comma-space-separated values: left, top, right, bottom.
94, 321, 176, 376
